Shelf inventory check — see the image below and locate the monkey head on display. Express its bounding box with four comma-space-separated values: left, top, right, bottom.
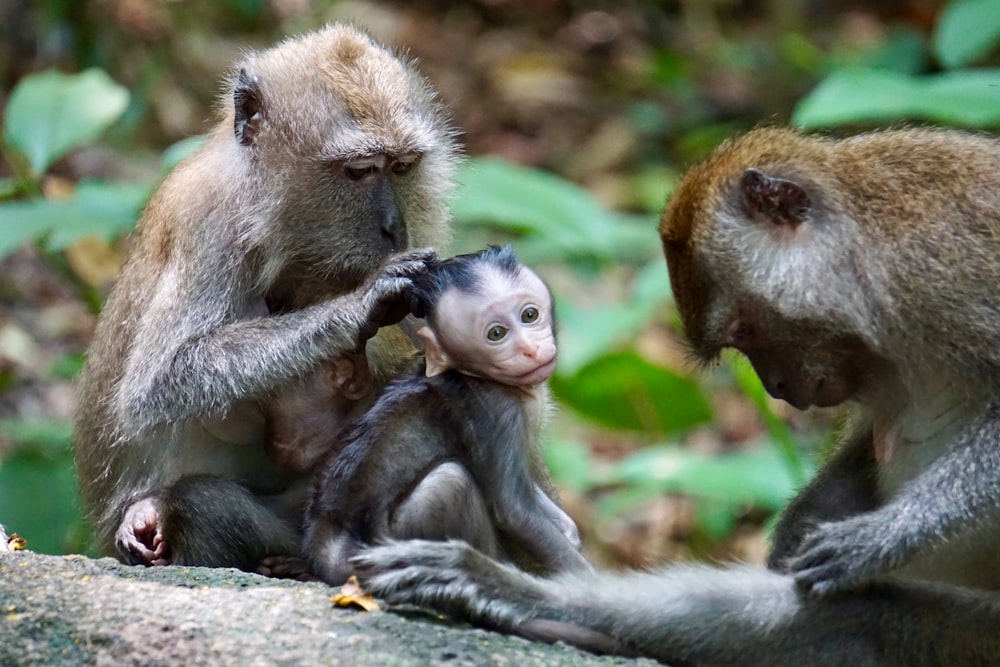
225, 24, 457, 286
659, 129, 890, 410
413, 246, 557, 387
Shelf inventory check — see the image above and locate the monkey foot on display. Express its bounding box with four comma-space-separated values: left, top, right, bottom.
116, 497, 171, 566
257, 555, 316, 581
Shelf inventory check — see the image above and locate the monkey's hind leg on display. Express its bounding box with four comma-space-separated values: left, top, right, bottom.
154, 474, 298, 571
390, 461, 502, 559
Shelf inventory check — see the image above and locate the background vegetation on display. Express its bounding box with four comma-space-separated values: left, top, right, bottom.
1, 0, 998, 568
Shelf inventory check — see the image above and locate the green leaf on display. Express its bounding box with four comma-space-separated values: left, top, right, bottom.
45, 180, 148, 249
863, 27, 929, 75
0, 200, 54, 257
554, 260, 672, 375
453, 157, 659, 264
725, 352, 808, 485
0, 180, 147, 257
934, 0, 1000, 68
0, 178, 19, 200
161, 134, 208, 172
0, 419, 87, 555
542, 437, 596, 494
49, 352, 86, 379
0, 418, 74, 457
597, 444, 813, 532
551, 350, 711, 435
0, 447, 82, 555
4, 68, 129, 175
793, 68, 1000, 129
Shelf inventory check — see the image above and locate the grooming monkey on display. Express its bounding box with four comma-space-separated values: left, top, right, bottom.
73, 24, 458, 571
305, 246, 586, 585
350, 127, 1000, 665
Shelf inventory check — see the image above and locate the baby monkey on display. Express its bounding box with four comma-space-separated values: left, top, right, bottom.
304, 245, 588, 584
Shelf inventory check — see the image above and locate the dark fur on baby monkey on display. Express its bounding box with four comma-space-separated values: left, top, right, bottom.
303, 246, 589, 585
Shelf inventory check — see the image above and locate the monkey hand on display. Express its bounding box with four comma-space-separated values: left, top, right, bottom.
351, 539, 545, 628
357, 247, 438, 341
115, 497, 171, 566
787, 513, 912, 596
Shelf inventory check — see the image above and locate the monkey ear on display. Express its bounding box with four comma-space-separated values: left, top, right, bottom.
740, 168, 810, 227
417, 326, 451, 377
234, 69, 264, 147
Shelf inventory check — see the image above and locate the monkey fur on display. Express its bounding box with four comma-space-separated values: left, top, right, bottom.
350, 127, 1000, 665
305, 246, 586, 584
74, 24, 458, 571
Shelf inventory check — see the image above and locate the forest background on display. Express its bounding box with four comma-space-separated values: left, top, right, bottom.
1, 0, 998, 569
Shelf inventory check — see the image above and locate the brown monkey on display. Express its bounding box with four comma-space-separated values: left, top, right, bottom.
73, 24, 458, 572
349, 127, 1000, 665
304, 246, 585, 585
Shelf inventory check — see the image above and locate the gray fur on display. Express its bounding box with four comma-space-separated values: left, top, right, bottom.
351, 128, 1000, 664
352, 539, 1000, 666
74, 24, 457, 570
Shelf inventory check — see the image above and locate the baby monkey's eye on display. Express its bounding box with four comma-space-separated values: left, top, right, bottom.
487, 325, 509, 342
521, 306, 539, 324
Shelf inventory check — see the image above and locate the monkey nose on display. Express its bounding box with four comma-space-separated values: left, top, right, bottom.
380, 207, 407, 251
518, 340, 539, 358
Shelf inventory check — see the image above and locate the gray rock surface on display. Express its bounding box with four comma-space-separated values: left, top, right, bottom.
0, 550, 654, 666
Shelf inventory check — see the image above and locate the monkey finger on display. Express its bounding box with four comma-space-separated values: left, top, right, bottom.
390, 246, 438, 266
363, 277, 417, 328
791, 556, 871, 597
379, 248, 438, 279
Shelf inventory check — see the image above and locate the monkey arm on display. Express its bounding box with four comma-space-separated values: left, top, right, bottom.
768, 424, 880, 570
467, 393, 589, 574
113, 249, 434, 437
790, 402, 1000, 595
492, 491, 591, 574
533, 485, 581, 550
352, 539, 1000, 667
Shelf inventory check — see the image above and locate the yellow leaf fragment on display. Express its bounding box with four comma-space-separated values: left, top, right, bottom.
331, 575, 380, 612
65, 236, 123, 288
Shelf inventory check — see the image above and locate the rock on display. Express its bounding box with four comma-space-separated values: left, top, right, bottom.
0, 550, 652, 666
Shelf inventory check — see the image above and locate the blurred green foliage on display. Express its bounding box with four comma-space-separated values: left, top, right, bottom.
794, 0, 1000, 127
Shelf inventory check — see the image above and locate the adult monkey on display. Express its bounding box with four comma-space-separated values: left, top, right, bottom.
351, 127, 1000, 665
74, 24, 457, 572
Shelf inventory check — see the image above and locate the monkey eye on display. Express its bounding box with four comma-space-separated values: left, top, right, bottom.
521, 306, 539, 324
487, 325, 509, 342
344, 163, 376, 180
730, 322, 754, 346
391, 159, 415, 176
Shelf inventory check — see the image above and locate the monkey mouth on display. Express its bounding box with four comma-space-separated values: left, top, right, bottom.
787, 377, 837, 410
516, 357, 557, 385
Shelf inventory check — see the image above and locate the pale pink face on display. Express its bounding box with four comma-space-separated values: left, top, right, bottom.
431, 265, 556, 387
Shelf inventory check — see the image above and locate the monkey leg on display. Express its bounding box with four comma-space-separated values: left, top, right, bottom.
120, 474, 298, 571
305, 462, 503, 586
352, 539, 1000, 667
390, 462, 503, 559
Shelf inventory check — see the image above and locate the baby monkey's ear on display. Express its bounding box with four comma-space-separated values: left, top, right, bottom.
417, 326, 451, 377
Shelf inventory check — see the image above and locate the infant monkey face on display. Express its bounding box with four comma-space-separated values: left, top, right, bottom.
435, 266, 556, 387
